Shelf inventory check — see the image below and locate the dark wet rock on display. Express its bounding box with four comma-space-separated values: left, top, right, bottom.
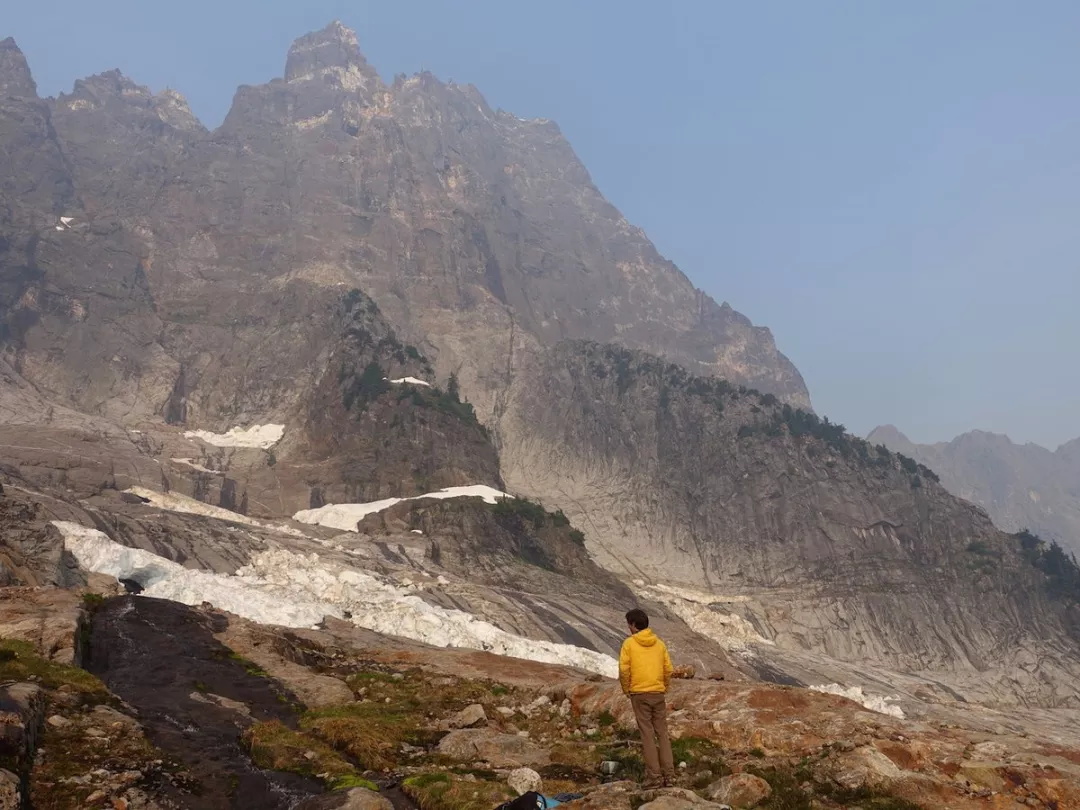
88, 597, 322, 809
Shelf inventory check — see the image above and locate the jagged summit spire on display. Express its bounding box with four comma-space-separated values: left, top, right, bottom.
0, 37, 38, 98
284, 21, 379, 86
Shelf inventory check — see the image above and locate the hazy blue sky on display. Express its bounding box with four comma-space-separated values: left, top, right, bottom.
7, 1, 1080, 448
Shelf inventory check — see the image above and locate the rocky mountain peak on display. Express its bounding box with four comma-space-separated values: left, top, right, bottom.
867, 424, 913, 446
284, 20, 381, 91
0, 38, 37, 98
152, 88, 203, 131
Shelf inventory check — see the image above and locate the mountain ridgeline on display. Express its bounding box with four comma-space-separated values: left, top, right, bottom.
870, 425, 1080, 560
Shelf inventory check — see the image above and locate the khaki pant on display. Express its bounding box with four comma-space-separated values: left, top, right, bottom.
630, 692, 675, 781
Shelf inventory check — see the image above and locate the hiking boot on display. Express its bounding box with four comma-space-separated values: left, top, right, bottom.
641, 778, 664, 790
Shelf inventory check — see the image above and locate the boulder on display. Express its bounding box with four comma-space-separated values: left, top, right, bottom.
508, 767, 542, 796
449, 703, 488, 729
831, 745, 904, 790
639, 796, 724, 810
705, 774, 772, 807
0, 683, 45, 775
0, 769, 19, 810
295, 787, 394, 810
437, 729, 549, 767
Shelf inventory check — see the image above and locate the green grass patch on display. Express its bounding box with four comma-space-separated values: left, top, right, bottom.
331, 774, 380, 791
670, 736, 725, 769
0, 639, 109, 700
244, 720, 362, 787
815, 783, 923, 809
747, 766, 812, 810
403, 772, 516, 810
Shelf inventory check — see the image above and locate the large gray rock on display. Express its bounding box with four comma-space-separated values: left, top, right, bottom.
437, 729, 549, 767
295, 787, 393, 810
830, 745, 904, 791
0, 768, 20, 810
448, 703, 487, 729
705, 774, 772, 808
0, 682, 45, 788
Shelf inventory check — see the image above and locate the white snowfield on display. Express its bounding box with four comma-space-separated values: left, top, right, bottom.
183, 424, 284, 449
810, 683, 905, 718
293, 485, 509, 532
389, 377, 432, 387
124, 486, 304, 537
54, 522, 618, 679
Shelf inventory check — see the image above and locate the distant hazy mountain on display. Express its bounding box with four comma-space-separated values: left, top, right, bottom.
868, 425, 1080, 557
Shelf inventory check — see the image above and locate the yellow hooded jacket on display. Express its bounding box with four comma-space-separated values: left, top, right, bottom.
619, 629, 673, 695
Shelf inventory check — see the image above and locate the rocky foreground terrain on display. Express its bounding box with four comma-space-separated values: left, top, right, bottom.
2, 20, 1080, 810
1, 580, 1079, 810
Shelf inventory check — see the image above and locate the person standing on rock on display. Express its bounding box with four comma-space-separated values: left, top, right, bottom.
620, 608, 675, 788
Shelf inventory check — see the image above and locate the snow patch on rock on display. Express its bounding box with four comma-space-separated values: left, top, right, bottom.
293, 485, 509, 532
170, 458, 220, 474
810, 683, 905, 718
183, 424, 284, 449
55, 522, 617, 678
389, 377, 432, 387
124, 486, 303, 537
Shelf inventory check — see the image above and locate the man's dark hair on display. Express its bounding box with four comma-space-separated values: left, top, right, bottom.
625, 608, 649, 630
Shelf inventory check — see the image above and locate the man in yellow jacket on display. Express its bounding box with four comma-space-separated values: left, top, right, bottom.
619, 608, 675, 787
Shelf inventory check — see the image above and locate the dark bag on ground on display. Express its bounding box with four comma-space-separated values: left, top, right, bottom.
496, 793, 547, 810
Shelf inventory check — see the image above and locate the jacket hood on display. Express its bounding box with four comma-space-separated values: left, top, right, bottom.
631, 628, 659, 647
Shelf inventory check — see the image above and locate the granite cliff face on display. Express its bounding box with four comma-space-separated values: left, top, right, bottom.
1, 22, 808, 443
498, 343, 1080, 706
869, 426, 1080, 558
1, 22, 1080, 725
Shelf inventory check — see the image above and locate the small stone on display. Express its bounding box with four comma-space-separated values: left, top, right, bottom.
86, 790, 106, 803
391, 673, 405, 681
47, 714, 71, 728
496, 707, 515, 717
449, 704, 487, 729
508, 767, 542, 796
85, 728, 107, 738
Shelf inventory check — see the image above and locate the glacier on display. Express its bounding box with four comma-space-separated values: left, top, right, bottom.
54, 521, 618, 679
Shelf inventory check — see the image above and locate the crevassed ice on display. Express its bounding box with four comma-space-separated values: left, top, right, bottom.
293, 485, 509, 532
183, 424, 284, 449
54, 522, 617, 679
809, 683, 905, 719
55, 522, 331, 627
